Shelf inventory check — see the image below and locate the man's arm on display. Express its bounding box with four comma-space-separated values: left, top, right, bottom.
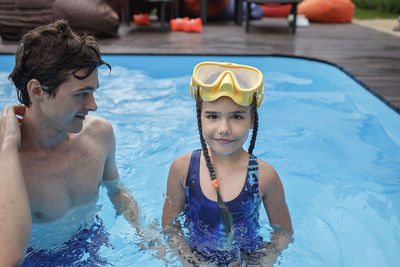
99, 119, 172, 260
98, 118, 139, 228
0, 106, 31, 266
103, 179, 140, 228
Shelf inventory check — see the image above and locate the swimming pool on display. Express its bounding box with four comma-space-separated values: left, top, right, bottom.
0, 55, 399, 266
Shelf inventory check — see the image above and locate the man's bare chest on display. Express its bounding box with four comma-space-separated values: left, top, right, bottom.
20, 145, 106, 222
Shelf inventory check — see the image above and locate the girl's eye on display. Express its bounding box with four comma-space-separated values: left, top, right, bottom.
233, 114, 244, 120
206, 114, 218, 119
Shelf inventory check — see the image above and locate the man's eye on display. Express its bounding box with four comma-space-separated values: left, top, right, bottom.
76, 92, 91, 97
206, 114, 217, 119
233, 115, 244, 120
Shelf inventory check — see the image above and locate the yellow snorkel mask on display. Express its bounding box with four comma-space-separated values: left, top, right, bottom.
190, 61, 264, 107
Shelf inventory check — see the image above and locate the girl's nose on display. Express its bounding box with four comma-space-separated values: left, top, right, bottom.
218, 118, 231, 136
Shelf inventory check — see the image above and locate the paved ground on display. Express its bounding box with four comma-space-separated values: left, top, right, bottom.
1, 17, 399, 110
353, 18, 400, 38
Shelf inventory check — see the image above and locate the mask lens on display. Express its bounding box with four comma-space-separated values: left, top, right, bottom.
196, 64, 259, 90
196, 65, 222, 84
204, 71, 223, 84
231, 68, 260, 89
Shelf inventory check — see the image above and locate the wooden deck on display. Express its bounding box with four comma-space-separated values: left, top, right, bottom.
1, 18, 399, 110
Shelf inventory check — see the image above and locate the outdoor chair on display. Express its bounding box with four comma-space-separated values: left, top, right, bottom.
244, 0, 299, 33
199, 0, 243, 25
112, 0, 178, 28
140, 0, 178, 28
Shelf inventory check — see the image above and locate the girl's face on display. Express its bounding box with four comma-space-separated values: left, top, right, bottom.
201, 96, 253, 156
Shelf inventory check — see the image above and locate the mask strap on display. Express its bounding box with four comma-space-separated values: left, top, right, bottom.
190, 77, 197, 99
256, 86, 264, 108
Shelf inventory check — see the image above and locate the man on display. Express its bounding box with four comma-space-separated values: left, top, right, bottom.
1, 19, 138, 265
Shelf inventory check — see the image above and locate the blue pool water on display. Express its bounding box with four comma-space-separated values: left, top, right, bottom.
0, 55, 399, 266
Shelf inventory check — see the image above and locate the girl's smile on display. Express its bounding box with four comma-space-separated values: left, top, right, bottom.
214, 138, 235, 144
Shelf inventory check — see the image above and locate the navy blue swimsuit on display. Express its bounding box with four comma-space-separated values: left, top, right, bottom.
183, 149, 263, 264
21, 216, 110, 266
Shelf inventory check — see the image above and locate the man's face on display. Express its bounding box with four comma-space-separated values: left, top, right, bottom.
39, 68, 99, 134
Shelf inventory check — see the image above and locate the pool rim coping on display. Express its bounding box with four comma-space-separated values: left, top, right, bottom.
1, 52, 399, 115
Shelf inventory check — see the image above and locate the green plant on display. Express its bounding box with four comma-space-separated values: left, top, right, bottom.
354, 7, 398, 19
352, 0, 400, 14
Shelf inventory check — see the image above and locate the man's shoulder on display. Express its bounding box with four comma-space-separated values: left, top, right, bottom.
83, 115, 112, 131
84, 115, 112, 128
82, 115, 114, 140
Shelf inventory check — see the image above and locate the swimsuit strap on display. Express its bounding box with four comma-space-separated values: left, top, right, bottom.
186, 149, 202, 187
245, 154, 259, 197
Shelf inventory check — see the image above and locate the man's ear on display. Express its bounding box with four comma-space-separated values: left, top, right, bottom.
27, 79, 43, 100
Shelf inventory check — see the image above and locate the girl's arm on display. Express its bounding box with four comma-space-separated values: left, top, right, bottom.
162, 154, 199, 265
259, 160, 293, 264
162, 155, 187, 226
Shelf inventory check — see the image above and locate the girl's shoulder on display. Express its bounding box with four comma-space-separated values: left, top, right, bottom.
256, 157, 278, 177
256, 157, 282, 197
171, 151, 192, 168
169, 151, 194, 184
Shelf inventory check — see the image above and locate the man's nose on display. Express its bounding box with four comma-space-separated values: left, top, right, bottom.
84, 93, 97, 112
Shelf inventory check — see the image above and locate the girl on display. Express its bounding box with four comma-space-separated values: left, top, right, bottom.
162, 62, 293, 266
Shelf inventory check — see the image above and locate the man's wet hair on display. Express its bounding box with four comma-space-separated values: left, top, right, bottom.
9, 19, 110, 106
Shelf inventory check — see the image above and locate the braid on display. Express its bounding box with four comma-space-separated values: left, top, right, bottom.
196, 100, 215, 180
248, 107, 258, 155
196, 98, 233, 236
248, 95, 259, 155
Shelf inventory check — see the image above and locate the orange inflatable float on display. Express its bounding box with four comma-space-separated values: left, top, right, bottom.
183, 18, 202, 33
298, 0, 355, 23
170, 17, 202, 32
133, 13, 150, 25
170, 17, 189, 31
